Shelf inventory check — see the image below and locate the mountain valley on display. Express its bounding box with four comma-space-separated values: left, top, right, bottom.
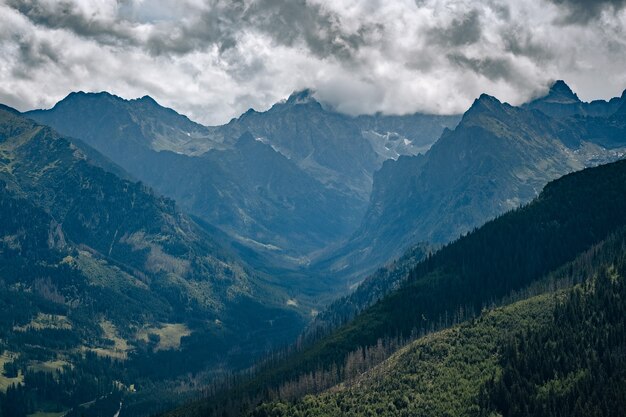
1, 81, 625, 417
3, 2, 626, 416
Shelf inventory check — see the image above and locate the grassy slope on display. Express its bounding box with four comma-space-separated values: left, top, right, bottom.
253, 227, 626, 417
253, 293, 555, 417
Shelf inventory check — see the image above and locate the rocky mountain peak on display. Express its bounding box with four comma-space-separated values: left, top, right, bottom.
543, 80, 580, 104
461, 93, 504, 121
286, 88, 319, 105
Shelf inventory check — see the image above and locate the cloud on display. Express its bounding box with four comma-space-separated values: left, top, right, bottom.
447, 53, 518, 82
427, 9, 483, 47
6, 0, 142, 46
0, 0, 625, 124
7, 0, 374, 59
547, 0, 626, 24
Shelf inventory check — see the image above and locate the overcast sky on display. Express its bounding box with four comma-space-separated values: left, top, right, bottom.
1, 0, 625, 125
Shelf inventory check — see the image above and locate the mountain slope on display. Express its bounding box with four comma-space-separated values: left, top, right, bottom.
355, 112, 461, 158
324, 82, 626, 280
254, 234, 626, 417
217, 90, 380, 200
217, 90, 460, 200
254, 293, 557, 417
526, 80, 626, 118
304, 157, 626, 370
120, 132, 361, 261
27, 91, 219, 155
166, 155, 626, 417
0, 107, 305, 416
307, 243, 432, 336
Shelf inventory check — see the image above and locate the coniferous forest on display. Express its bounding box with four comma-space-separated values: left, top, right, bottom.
249, 226, 626, 417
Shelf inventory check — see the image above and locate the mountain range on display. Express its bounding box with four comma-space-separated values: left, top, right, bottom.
27, 90, 459, 270
318, 81, 626, 283
0, 90, 459, 415
30, 81, 626, 291
2, 80, 626, 416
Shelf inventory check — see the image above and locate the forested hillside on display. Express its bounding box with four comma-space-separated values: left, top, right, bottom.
253, 228, 626, 416
268, 158, 626, 381
0, 107, 305, 416
27, 91, 458, 270
307, 243, 432, 337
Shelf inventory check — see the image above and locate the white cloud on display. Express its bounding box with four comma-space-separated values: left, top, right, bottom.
0, 0, 625, 124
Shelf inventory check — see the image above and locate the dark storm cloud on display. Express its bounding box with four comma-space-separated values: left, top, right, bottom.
501, 29, 554, 63
147, 0, 379, 60
447, 53, 519, 82
548, 0, 626, 24
6, 0, 140, 46
247, 0, 376, 59
9, 32, 60, 79
8, 0, 376, 60
427, 9, 483, 46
